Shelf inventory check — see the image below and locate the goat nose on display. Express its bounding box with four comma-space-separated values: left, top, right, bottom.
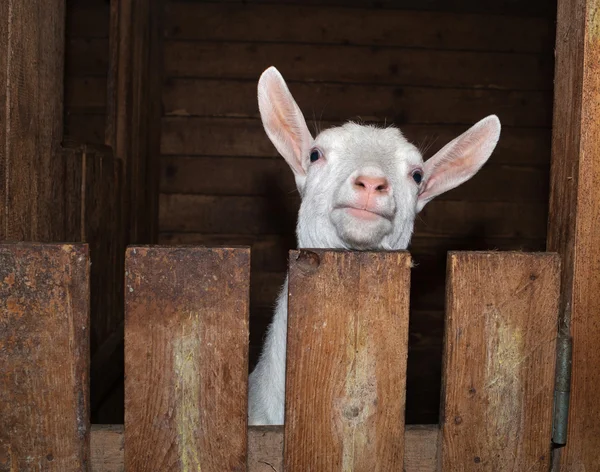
354, 175, 390, 193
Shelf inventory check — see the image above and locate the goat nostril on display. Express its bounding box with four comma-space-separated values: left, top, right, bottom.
356, 181, 366, 189
376, 184, 388, 192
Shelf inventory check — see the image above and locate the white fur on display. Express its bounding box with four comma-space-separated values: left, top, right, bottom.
248, 66, 501, 425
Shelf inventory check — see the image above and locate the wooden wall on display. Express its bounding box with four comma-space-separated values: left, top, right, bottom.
63, 0, 556, 424
157, 0, 555, 423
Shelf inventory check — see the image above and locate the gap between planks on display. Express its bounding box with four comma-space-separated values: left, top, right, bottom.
90, 424, 439, 472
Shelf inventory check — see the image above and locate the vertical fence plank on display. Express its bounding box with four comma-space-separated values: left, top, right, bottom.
440, 251, 560, 471
125, 247, 250, 471
0, 243, 90, 470
284, 250, 411, 471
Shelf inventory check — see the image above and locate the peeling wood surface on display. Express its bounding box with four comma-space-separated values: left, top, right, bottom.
285, 250, 411, 471
0, 243, 90, 470
548, 0, 600, 469
440, 252, 560, 471
90, 424, 439, 472
124, 247, 250, 471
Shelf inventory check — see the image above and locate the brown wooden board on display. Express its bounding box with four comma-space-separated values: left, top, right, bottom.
164, 42, 553, 91
160, 157, 549, 203
0, 0, 67, 241
158, 194, 548, 239
548, 0, 600, 469
124, 247, 250, 471
160, 117, 551, 166
90, 424, 439, 472
440, 252, 560, 470
0, 243, 90, 470
165, 3, 553, 53
163, 79, 552, 127
285, 250, 411, 470
105, 0, 164, 245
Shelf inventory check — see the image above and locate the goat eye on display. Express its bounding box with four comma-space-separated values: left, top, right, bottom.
309, 149, 321, 163
412, 170, 423, 184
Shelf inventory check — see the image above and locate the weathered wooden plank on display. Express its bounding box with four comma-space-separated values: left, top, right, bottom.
105, 0, 164, 245
164, 42, 553, 90
65, 113, 106, 145
160, 156, 549, 202
285, 250, 411, 470
0, 243, 90, 470
66, 37, 109, 76
163, 79, 552, 127
124, 247, 250, 471
0, 0, 67, 240
67, 0, 110, 38
440, 252, 560, 470
65, 77, 107, 113
166, 3, 553, 53
172, 0, 555, 17
548, 0, 600, 469
158, 194, 548, 239
160, 117, 551, 166
90, 424, 439, 472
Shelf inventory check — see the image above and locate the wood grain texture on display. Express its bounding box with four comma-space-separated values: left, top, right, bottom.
441, 252, 560, 471
160, 117, 551, 166
159, 194, 548, 239
0, 243, 90, 470
105, 0, 164, 245
285, 250, 411, 471
548, 0, 600, 469
0, 0, 67, 241
124, 247, 250, 471
164, 42, 552, 91
90, 424, 439, 471
165, 3, 553, 53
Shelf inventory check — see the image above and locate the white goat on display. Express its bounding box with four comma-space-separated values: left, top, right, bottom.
248, 66, 501, 425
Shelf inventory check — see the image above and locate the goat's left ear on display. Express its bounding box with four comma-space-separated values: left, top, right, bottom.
417, 115, 501, 212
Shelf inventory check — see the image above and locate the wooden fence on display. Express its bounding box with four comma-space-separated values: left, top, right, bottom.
0, 243, 562, 471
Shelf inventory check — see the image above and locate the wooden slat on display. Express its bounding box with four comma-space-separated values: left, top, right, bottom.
164, 42, 553, 90
163, 79, 552, 127
0, 0, 67, 240
165, 3, 553, 53
0, 243, 90, 470
124, 247, 250, 471
158, 194, 548, 239
105, 0, 164, 244
65, 113, 106, 145
160, 117, 551, 166
160, 157, 549, 202
90, 424, 439, 472
66, 38, 109, 76
285, 250, 411, 470
548, 0, 600, 468
440, 252, 560, 470
65, 77, 107, 113
67, 1, 110, 38
173, 0, 555, 17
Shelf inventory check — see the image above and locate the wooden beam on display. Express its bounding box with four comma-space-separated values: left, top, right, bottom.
0, 0, 66, 240
0, 243, 90, 470
106, 0, 164, 244
124, 247, 250, 471
440, 252, 560, 470
285, 250, 411, 470
90, 424, 439, 472
547, 0, 600, 469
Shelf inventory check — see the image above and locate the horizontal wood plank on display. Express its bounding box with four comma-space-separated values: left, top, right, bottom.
174, 0, 555, 17
165, 3, 553, 53
67, 2, 110, 38
163, 79, 552, 127
159, 194, 548, 238
66, 38, 109, 76
65, 77, 107, 113
164, 42, 553, 90
160, 117, 551, 166
90, 424, 439, 472
65, 113, 106, 144
160, 156, 549, 202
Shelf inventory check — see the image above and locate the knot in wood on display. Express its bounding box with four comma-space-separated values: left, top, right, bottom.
295, 250, 320, 275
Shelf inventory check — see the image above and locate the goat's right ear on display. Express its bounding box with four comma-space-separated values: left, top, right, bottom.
258, 66, 313, 188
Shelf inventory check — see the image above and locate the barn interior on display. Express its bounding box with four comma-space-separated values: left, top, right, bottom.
63, 0, 556, 424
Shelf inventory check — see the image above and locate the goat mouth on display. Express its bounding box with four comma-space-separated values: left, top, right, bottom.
336, 205, 391, 221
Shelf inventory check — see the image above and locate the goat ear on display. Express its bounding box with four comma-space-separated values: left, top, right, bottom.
258, 66, 313, 188
416, 115, 501, 212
